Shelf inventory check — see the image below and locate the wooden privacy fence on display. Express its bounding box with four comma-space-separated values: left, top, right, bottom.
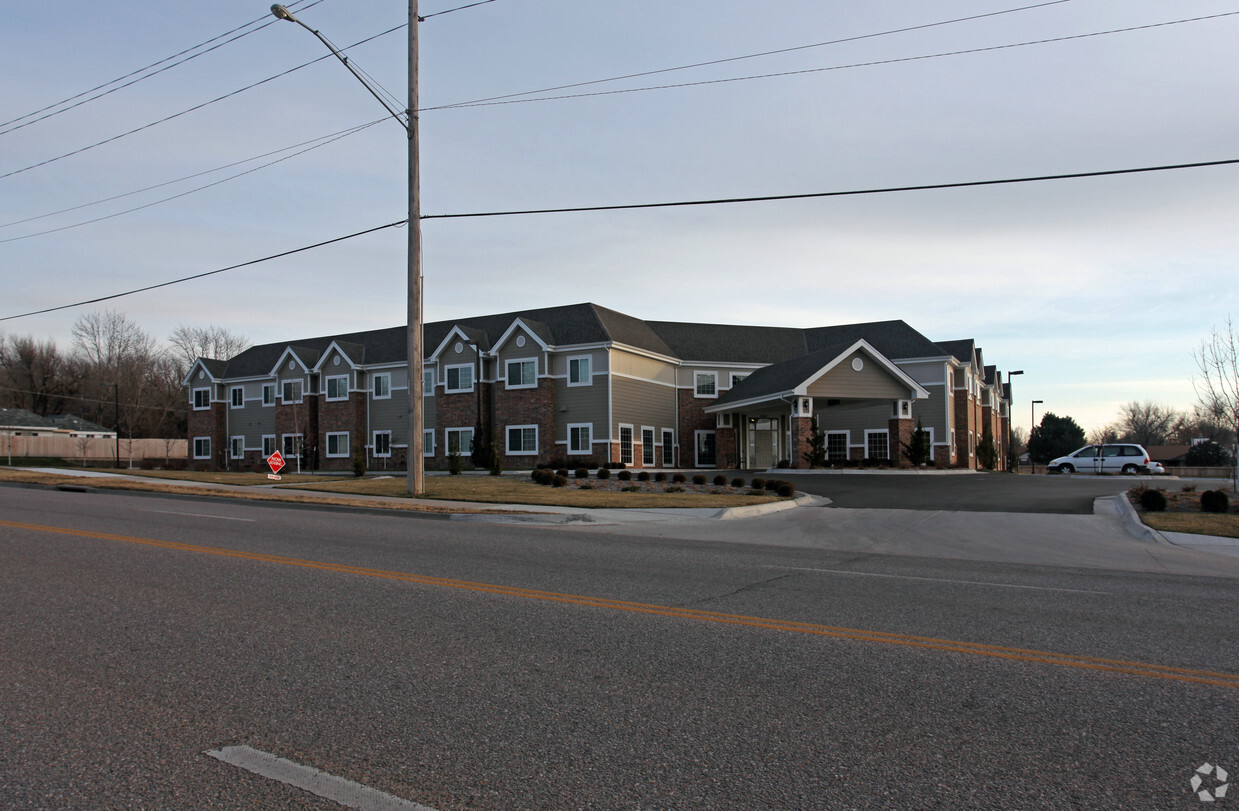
0, 435, 186, 465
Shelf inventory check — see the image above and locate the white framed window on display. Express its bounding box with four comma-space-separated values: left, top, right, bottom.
826, 431, 848, 461
424, 429, 435, 457
262, 383, 276, 407
730, 373, 748, 387
326, 432, 349, 458
446, 427, 474, 456
422, 368, 435, 397
506, 358, 537, 389
661, 429, 675, 466
445, 364, 473, 393
694, 430, 716, 467
230, 436, 244, 459
694, 371, 717, 398
568, 423, 592, 455
865, 430, 890, 460
371, 373, 391, 399
641, 427, 655, 466
568, 356, 592, 386
262, 435, 277, 458
326, 375, 349, 401
506, 425, 538, 455
281, 379, 303, 403
716, 413, 732, 428
193, 437, 211, 459
619, 425, 634, 465
230, 386, 244, 408
373, 431, 392, 457
192, 388, 210, 410
282, 433, 302, 458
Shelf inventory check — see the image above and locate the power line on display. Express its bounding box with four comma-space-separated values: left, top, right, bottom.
420, 0, 500, 21
431, 10, 1239, 111
430, 0, 1072, 109
4, 156, 1237, 323
0, 24, 406, 182
0, 0, 327, 137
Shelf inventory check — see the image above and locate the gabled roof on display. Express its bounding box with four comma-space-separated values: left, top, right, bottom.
805, 320, 946, 361
183, 357, 226, 386
314, 340, 365, 371
648, 321, 807, 364
936, 339, 976, 366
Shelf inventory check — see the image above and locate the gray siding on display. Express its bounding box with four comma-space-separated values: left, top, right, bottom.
612, 376, 676, 439
807, 351, 909, 399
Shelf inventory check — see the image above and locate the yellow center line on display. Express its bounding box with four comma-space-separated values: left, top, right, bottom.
6, 518, 1238, 690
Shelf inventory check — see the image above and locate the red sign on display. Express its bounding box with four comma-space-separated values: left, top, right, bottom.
267, 450, 286, 475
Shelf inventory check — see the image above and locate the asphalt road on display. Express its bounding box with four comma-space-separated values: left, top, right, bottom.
2, 485, 1237, 809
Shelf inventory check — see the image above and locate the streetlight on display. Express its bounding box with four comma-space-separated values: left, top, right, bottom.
1030, 399, 1044, 474
270, 3, 424, 495
1007, 370, 1023, 471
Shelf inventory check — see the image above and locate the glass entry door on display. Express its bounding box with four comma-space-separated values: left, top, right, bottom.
747, 417, 779, 469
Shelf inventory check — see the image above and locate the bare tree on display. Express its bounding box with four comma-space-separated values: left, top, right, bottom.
1089, 423, 1120, 445
1115, 401, 1179, 447
168, 325, 249, 371
71, 311, 163, 438
0, 334, 77, 415
1194, 317, 1239, 486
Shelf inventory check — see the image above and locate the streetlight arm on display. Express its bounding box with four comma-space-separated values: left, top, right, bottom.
270, 4, 409, 133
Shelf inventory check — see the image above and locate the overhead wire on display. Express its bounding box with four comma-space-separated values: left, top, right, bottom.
0, 0, 328, 137
4, 156, 1238, 323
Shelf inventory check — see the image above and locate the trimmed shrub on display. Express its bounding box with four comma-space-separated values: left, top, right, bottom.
555, 469, 569, 479
672, 473, 687, 484
713, 474, 727, 486
654, 472, 667, 482
637, 471, 650, 481
618, 470, 632, 481
596, 468, 611, 480
776, 482, 795, 498
750, 477, 766, 490
777, 459, 790, 469
1201, 490, 1230, 513
731, 477, 745, 488
448, 452, 463, 475
574, 468, 589, 480
552, 475, 569, 487
764, 479, 781, 491
693, 474, 707, 485
1139, 488, 1168, 512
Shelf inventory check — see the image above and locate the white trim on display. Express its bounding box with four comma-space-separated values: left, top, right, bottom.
262, 434, 277, 457
505, 357, 538, 390
641, 426, 655, 467
262, 383, 276, 407
230, 386, 245, 409
280, 379, 303, 404
445, 427, 474, 456
493, 319, 551, 353
864, 429, 890, 460
230, 435, 245, 460
372, 372, 392, 400
618, 424, 634, 465
192, 387, 211, 410
311, 342, 360, 373
444, 364, 474, 393
267, 347, 311, 378
422, 368, 435, 397
694, 429, 717, 467
372, 430, 392, 457
694, 371, 718, 399
424, 429, 436, 457
567, 355, 592, 387
325, 431, 350, 458
661, 428, 675, 467
826, 430, 849, 461
192, 436, 211, 459
325, 375, 350, 402
506, 424, 538, 455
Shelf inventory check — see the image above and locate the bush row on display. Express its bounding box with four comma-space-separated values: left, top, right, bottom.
529, 467, 795, 497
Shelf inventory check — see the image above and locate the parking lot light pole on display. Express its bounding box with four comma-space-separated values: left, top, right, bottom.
270, 3, 424, 495
1007, 370, 1023, 471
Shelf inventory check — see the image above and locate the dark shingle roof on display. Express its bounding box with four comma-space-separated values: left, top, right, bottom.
647, 321, 807, 364
936, 339, 976, 365
713, 340, 858, 405
805, 320, 945, 360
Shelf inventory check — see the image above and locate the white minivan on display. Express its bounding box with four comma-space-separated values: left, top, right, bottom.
1049, 444, 1151, 474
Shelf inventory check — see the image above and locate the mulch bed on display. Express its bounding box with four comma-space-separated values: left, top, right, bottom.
1128, 485, 1237, 513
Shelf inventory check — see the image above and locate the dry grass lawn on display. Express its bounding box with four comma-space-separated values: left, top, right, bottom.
1141, 512, 1239, 539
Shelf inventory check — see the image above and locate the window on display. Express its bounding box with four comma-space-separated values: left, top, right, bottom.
695, 431, 716, 467
730, 373, 748, 387
282, 433, 302, 458
826, 432, 848, 461
866, 430, 889, 460
193, 437, 211, 459
446, 427, 474, 456
568, 356, 591, 386
716, 414, 732, 428
262, 435, 277, 457
192, 388, 210, 410
373, 373, 391, 399
262, 384, 276, 406
424, 429, 435, 457
619, 425, 633, 465
662, 429, 675, 466
506, 358, 536, 389
230, 436, 244, 459
506, 425, 538, 455
326, 432, 349, 458
642, 428, 655, 467
373, 431, 391, 457
282, 379, 302, 403
422, 369, 434, 397
445, 365, 473, 393
230, 387, 244, 408
326, 375, 349, 401
694, 371, 717, 398
568, 424, 592, 455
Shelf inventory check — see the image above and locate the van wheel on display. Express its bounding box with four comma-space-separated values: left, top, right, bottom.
1122, 464, 1138, 474
1057, 463, 1074, 473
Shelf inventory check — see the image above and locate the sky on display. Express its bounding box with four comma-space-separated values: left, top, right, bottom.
2, 0, 1238, 435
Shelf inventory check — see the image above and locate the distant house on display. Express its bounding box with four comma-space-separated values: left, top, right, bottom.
0, 408, 115, 439
185, 303, 1015, 472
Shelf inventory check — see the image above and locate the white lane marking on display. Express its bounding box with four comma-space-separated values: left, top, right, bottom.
150, 511, 256, 522
206, 745, 435, 810
777, 567, 1111, 595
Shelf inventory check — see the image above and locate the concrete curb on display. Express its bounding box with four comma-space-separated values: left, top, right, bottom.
1104, 493, 1169, 545
711, 492, 818, 520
